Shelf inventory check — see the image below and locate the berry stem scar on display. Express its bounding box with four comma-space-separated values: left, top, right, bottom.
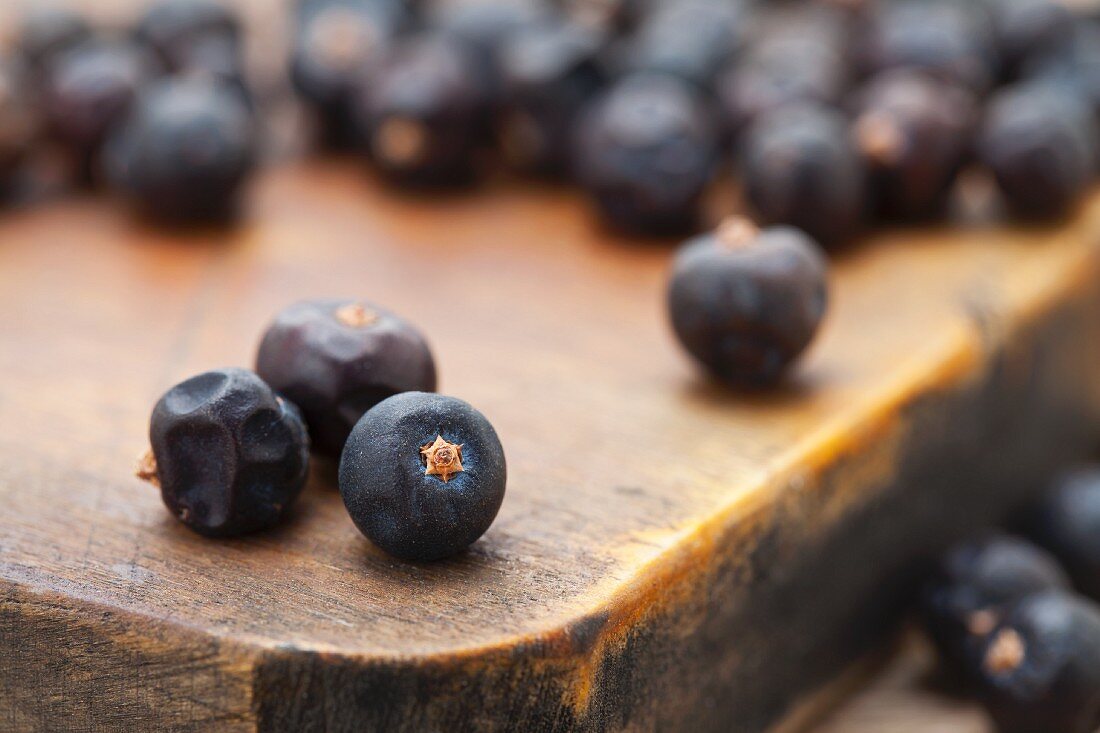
421, 435, 464, 482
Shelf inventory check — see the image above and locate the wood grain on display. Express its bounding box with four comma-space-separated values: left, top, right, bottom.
2, 156, 1100, 731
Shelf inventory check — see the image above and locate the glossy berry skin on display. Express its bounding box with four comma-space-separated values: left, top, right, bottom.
147, 368, 310, 537
496, 21, 605, 178
290, 0, 408, 148
1026, 468, 1100, 600
0, 57, 37, 196
918, 535, 1070, 673
134, 0, 241, 72
740, 102, 865, 247
340, 392, 506, 561
16, 7, 92, 74
574, 73, 719, 236
44, 42, 156, 179
851, 70, 977, 221
616, 0, 745, 91
352, 34, 491, 187
255, 299, 437, 459
107, 77, 257, 224
856, 1, 997, 94
667, 220, 828, 387
972, 591, 1100, 733
978, 82, 1097, 220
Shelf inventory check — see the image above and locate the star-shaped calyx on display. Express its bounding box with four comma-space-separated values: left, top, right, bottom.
334, 302, 378, 328
421, 435, 464, 483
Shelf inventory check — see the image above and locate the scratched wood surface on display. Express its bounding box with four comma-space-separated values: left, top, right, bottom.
4, 1, 1100, 731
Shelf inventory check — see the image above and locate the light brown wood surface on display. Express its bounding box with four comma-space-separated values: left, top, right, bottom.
3, 157, 1100, 731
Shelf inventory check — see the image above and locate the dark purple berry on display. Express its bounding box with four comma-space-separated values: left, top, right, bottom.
667, 218, 828, 386
987, 0, 1075, 77
0, 56, 37, 196
1024, 25, 1100, 120
289, 0, 408, 148
615, 0, 745, 91
1026, 468, 1100, 600
430, 0, 552, 95
716, 34, 848, 142
133, 0, 241, 72
139, 368, 310, 537
856, 1, 997, 93
106, 77, 257, 224
851, 70, 977, 220
16, 7, 92, 74
255, 299, 437, 458
918, 535, 1071, 674
554, 0, 648, 33
740, 102, 865, 247
972, 591, 1100, 733
496, 21, 605, 177
43, 41, 156, 181
978, 82, 1097, 220
351, 34, 492, 187
573, 73, 719, 235
339, 392, 506, 561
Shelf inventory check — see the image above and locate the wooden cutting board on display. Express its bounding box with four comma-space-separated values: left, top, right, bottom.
3, 155, 1100, 731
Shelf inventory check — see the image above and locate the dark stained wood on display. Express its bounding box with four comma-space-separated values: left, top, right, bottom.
2, 158, 1100, 731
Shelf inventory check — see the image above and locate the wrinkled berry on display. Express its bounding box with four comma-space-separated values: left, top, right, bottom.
16, 7, 92, 74
290, 0, 408, 147
856, 1, 997, 93
339, 392, 506, 561
134, 0, 241, 72
496, 21, 605, 177
351, 34, 491, 187
574, 73, 719, 235
918, 535, 1070, 673
978, 82, 1097, 220
255, 299, 437, 458
667, 218, 828, 386
851, 70, 977, 220
139, 368, 310, 537
615, 0, 745, 91
44, 41, 156, 180
972, 591, 1100, 733
740, 102, 865, 246
1026, 468, 1100, 600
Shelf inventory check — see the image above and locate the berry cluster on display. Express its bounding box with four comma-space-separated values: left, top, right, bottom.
291, 0, 1100, 238
2, 0, 257, 223
917, 469, 1100, 732
138, 299, 506, 562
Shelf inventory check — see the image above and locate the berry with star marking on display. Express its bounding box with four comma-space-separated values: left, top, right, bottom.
339, 392, 506, 561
